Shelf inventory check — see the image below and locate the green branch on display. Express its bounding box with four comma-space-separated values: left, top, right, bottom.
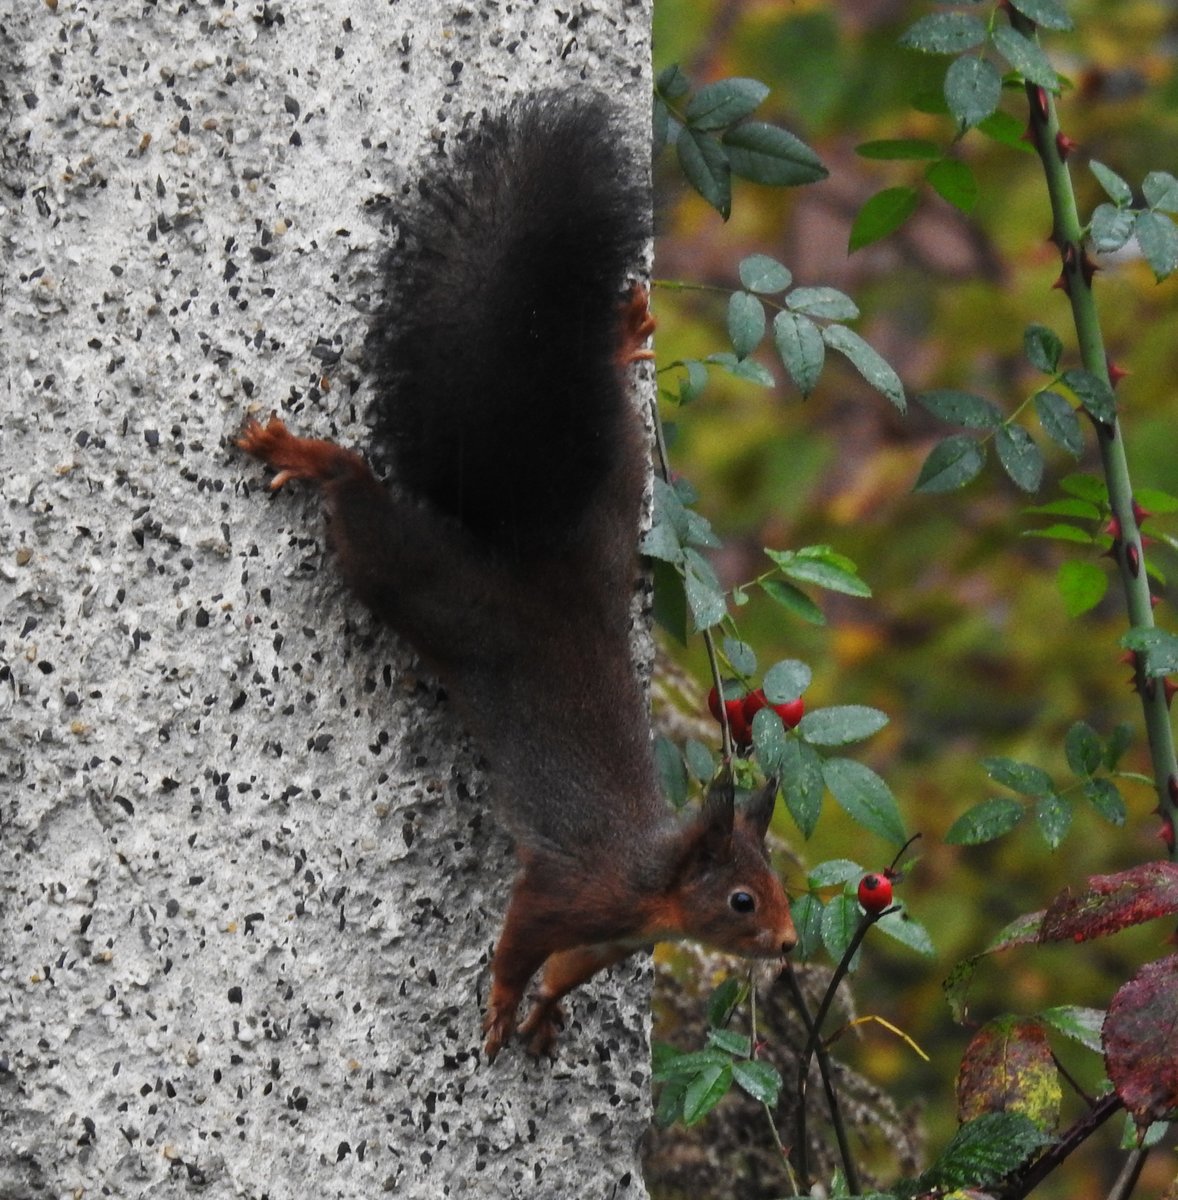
1012, 11, 1178, 859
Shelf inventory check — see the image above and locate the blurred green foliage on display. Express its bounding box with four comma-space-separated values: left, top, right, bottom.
650, 1, 1178, 1195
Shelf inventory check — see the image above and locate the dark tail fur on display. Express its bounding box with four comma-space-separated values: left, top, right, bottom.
367, 93, 651, 555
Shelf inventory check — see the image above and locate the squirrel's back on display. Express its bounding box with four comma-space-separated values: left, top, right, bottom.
367, 94, 651, 554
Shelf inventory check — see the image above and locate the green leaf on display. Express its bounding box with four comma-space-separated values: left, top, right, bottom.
722, 636, 757, 676
761, 578, 827, 625
763, 658, 811, 702
1056, 560, 1108, 617
996, 424, 1044, 492
983, 756, 1055, 796
685, 78, 769, 131
1064, 722, 1103, 777
773, 311, 825, 396
739, 253, 792, 294
677, 128, 732, 218
822, 324, 906, 411
807, 859, 864, 889
917, 388, 1002, 428
780, 738, 826, 838
1135, 486, 1178, 514
707, 1026, 751, 1057
875, 907, 936, 956
717, 355, 776, 388
800, 705, 889, 746
684, 738, 716, 784
706, 975, 747, 1027
684, 550, 728, 631
1134, 209, 1178, 281
1103, 722, 1134, 770
1023, 522, 1095, 544
821, 893, 863, 966
1083, 778, 1127, 826
1024, 324, 1063, 374
1121, 627, 1178, 676
651, 558, 688, 645
1090, 160, 1134, 207
978, 109, 1037, 152
652, 1046, 732, 1081
822, 758, 906, 845
655, 63, 691, 101
682, 1062, 733, 1125
655, 735, 688, 809
849, 186, 919, 251
1090, 202, 1135, 252
675, 358, 709, 404
1143, 170, 1178, 214
786, 286, 860, 320
1035, 793, 1073, 849
1061, 368, 1116, 424
914, 435, 986, 493
855, 138, 940, 160
1024, 498, 1101, 520
722, 121, 828, 186
1034, 391, 1083, 457
652, 96, 671, 158
1009, 0, 1074, 30
1038, 1005, 1105, 1054
732, 1059, 782, 1106
926, 158, 980, 213
945, 797, 1025, 845
991, 24, 1060, 89
899, 12, 988, 54
923, 1112, 1053, 1190
790, 893, 825, 958
752, 706, 789, 776
767, 546, 872, 598
1060, 473, 1107, 503
944, 54, 1003, 128
728, 291, 766, 358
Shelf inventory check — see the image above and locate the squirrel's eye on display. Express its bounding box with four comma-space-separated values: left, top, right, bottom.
729, 890, 756, 914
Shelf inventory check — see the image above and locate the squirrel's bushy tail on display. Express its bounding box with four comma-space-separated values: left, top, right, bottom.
368, 93, 651, 554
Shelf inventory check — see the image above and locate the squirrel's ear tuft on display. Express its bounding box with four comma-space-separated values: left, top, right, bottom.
744, 776, 778, 841
697, 767, 735, 858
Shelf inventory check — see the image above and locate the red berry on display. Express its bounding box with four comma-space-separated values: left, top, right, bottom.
743, 688, 805, 731
707, 684, 753, 747
772, 696, 805, 729
857, 872, 893, 914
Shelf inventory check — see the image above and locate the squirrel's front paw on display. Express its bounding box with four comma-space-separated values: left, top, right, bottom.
482, 1005, 517, 1062
518, 1000, 565, 1059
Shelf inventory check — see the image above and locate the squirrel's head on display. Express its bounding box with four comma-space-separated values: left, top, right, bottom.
665, 771, 797, 960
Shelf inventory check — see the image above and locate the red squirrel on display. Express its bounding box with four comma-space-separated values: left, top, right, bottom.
238, 94, 797, 1059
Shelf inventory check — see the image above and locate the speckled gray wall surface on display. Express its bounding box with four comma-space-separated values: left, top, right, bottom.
0, 2, 654, 1196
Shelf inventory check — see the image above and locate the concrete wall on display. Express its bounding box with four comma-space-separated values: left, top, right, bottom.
1, 2, 654, 1195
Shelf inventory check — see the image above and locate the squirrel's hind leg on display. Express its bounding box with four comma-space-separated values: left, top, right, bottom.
517, 942, 637, 1058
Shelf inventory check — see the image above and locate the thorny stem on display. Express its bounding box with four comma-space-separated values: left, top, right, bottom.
1012, 11, 1178, 859
1005, 1090, 1123, 1200
779, 966, 861, 1195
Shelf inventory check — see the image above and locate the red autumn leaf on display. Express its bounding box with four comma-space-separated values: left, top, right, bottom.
1103, 953, 1178, 1129
1038, 861, 1178, 944
956, 1016, 1061, 1132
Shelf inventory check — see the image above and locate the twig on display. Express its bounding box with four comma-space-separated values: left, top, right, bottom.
778, 966, 861, 1195
1005, 1090, 1122, 1200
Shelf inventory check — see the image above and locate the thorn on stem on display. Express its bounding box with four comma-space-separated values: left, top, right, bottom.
1165, 678, 1176, 708
1108, 360, 1130, 387
1032, 86, 1050, 122
1055, 132, 1078, 159
1132, 498, 1152, 525
1127, 542, 1141, 577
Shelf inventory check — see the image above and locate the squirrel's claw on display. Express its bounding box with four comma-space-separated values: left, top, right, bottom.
617, 283, 656, 366
518, 999, 565, 1059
